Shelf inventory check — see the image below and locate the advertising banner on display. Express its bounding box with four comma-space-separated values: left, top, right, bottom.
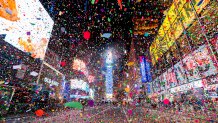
146, 83, 151, 94
166, 67, 178, 88
70, 79, 89, 92
150, 0, 210, 64
145, 58, 152, 82
139, 56, 147, 83
182, 54, 201, 82
0, 0, 54, 60
193, 45, 218, 77
205, 74, 218, 85
159, 73, 167, 91
39, 64, 63, 98
174, 61, 188, 85
140, 56, 152, 83
72, 59, 88, 77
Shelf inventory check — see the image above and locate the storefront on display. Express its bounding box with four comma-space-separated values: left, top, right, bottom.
150, 1, 218, 102
38, 62, 64, 100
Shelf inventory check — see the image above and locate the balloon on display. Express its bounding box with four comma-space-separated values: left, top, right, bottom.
60, 61, 66, 67
163, 99, 170, 105
35, 109, 44, 117
83, 31, 91, 40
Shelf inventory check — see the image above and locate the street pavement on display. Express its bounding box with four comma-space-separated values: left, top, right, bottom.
3, 104, 217, 123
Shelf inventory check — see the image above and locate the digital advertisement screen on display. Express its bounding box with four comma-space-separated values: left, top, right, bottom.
193, 45, 218, 77
0, 0, 54, 60
39, 63, 63, 99
166, 68, 178, 88
174, 61, 188, 85
70, 79, 89, 92
145, 58, 152, 82
152, 78, 160, 92
159, 74, 166, 91
150, 0, 210, 64
205, 74, 218, 85
182, 54, 201, 82
146, 83, 151, 94
139, 56, 147, 83
89, 88, 94, 99
72, 59, 88, 77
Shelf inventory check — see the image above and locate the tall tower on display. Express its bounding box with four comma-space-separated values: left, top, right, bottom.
105, 50, 113, 99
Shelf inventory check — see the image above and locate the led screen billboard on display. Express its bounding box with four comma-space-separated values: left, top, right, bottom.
166, 68, 178, 88
182, 54, 201, 82
146, 83, 151, 94
139, 56, 147, 83
39, 63, 63, 99
72, 59, 88, 77
140, 56, 152, 83
152, 78, 160, 92
150, 0, 210, 64
89, 88, 94, 99
174, 61, 188, 85
0, 0, 54, 60
159, 73, 166, 91
70, 79, 89, 92
145, 58, 152, 82
193, 45, 218, 77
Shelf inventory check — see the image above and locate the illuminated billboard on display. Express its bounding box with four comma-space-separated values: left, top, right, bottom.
166, 68, 178, 88
70, 79, 89, 92
140, 56, 152, 83
72, 59, 88, 77
150, 0, 210, 64
193, 45, 218, 77
139, 56, 147, 83
160, 72, 167, 90
182, 54, 201, 82
72, 59, 95, 83
174, 62, 188, 85
0, 0, 54, 60
146, 83, 151, 94
89, 88, 94, 99
152, 78, 161, 92
39, 63, 63, 99
145, 58, 152, 82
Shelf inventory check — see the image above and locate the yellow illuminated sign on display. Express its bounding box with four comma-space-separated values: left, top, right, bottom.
150, 0, 210, 65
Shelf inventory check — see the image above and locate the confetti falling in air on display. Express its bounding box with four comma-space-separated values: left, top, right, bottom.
0, 0, 218, 122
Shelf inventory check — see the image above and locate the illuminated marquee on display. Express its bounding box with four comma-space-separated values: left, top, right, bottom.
150, 0, 210, 65
44, 77, 59, 86
70, 79, 89, 92
139, 56, 147, 83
